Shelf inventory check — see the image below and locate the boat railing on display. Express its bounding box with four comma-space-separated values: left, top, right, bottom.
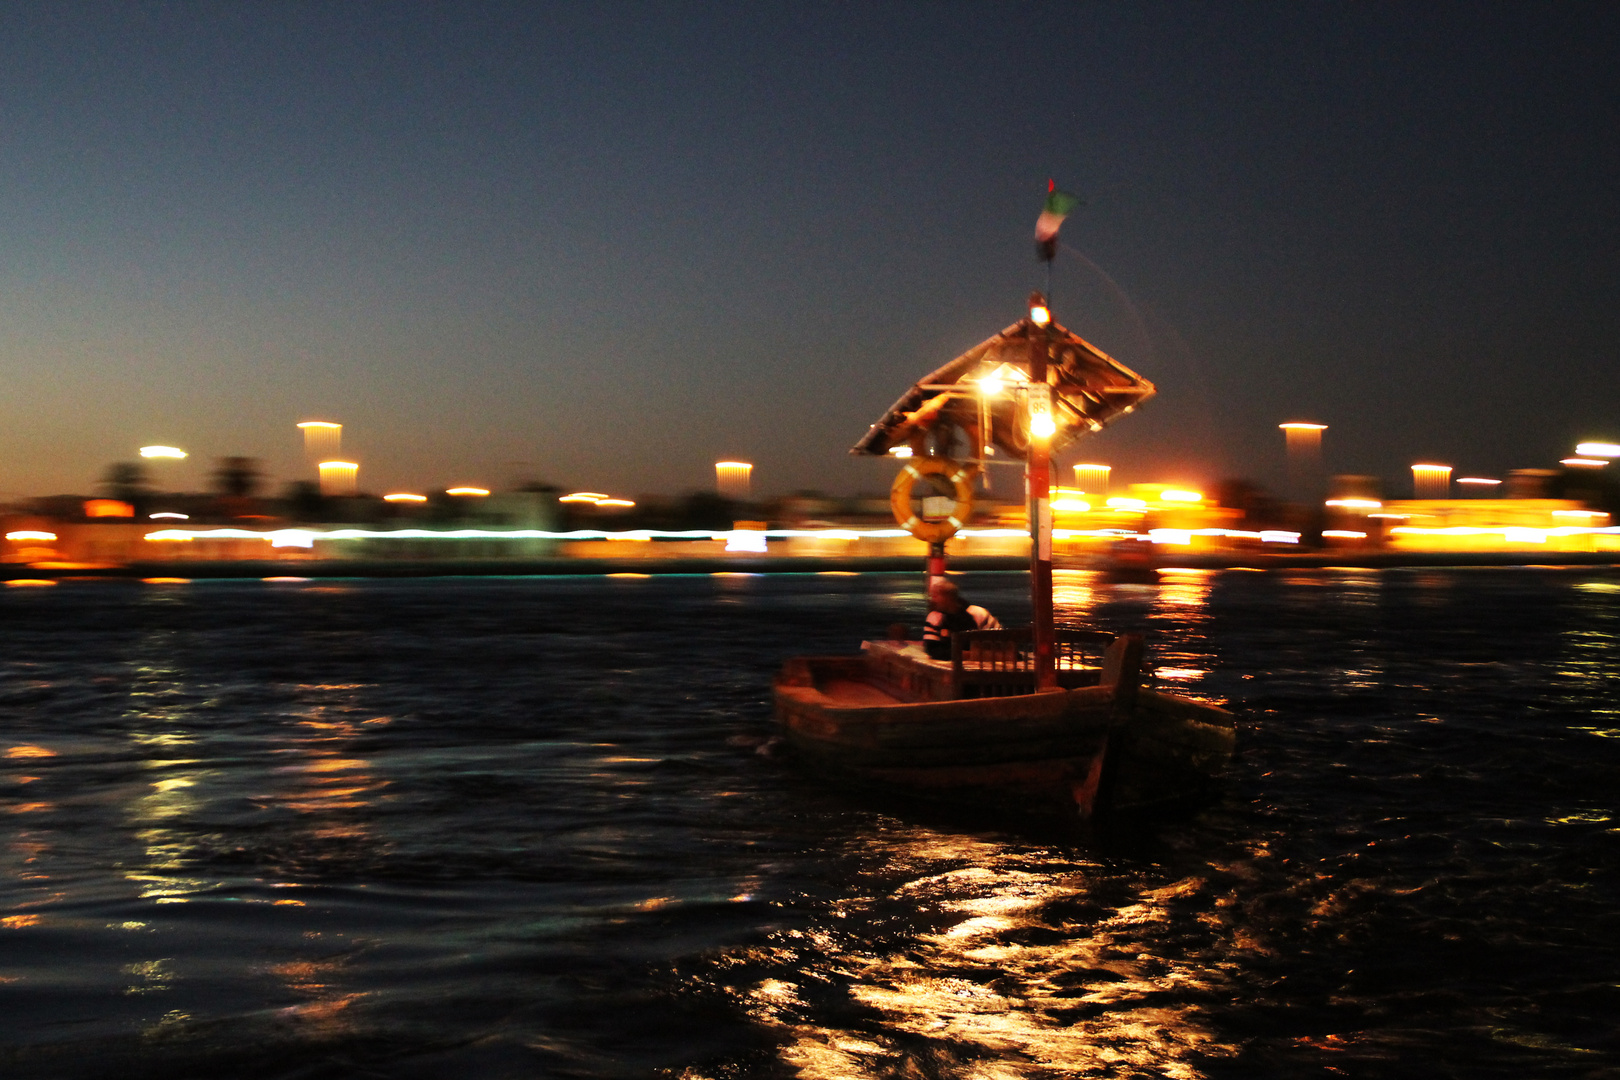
950, 628, 1116, 698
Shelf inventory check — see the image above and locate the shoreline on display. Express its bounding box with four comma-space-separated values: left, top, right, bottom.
5, 550, 1620, 581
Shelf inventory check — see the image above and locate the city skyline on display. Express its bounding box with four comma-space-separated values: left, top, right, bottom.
2, 4, 1617, 501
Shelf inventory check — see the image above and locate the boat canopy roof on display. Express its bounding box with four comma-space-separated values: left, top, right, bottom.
851, 314, 1156, 461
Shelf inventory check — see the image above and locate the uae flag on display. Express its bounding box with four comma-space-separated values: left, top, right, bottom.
1035, 184, 1081, 261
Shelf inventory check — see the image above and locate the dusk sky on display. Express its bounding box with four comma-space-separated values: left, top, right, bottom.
2, 3, 1617, 503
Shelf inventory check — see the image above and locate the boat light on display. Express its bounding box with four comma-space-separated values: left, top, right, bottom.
1029, 295, 1051, 327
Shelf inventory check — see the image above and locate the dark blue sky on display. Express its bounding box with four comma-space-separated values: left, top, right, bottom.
2, 2, 1617, 501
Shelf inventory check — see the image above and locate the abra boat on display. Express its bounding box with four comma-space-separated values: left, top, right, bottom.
773, 291, 1235, 821
775, 628, 1234, 819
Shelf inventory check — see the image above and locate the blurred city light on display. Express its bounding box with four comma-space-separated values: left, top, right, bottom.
384, 493, 427, 502
6, 531, 57, 541
1160, 489, 1203, 503
1326, 498, 1382, 509
1074, 463, 1111, 493
1455, 477, 1501, 486
1575, 442, 1620, 458
1561, 458, 1608, 468
317, 461, 358, 497
560, 492, 610, 503
139, 445, 187, 459
1280, 422, 1326, 499
1412, 463, 1452, 498
446, 487, 490, 496
83, 500, 134, 518
1050, 490, 1092, 512
716, 461, 753, 500
297, 421, 342, 459
148, 512, 189, 520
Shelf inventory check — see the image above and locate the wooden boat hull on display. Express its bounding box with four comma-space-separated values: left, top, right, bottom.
772, 643, 1234, 820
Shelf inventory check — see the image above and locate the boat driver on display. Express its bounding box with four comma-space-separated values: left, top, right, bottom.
922, 579, 1002, 660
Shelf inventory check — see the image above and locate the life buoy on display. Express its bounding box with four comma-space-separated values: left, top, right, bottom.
890, 458, 977, 543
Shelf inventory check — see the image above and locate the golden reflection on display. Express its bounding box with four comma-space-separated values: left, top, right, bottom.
1145, 571, 1218, 702
122, 957, 174, 995
5, 745, 56, 759
1052, 569, 1100, 622
261, 949, 368, 1039
1556, 581, 1620, 723
755, 837, 1236, 1079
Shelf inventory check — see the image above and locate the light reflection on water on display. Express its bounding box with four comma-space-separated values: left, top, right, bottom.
0, 570, 1617, 1078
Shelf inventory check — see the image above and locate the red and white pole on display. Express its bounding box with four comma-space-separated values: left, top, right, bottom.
1026, 293, 1057, 690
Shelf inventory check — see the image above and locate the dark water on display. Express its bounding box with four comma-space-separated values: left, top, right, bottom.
2, 568, 1617, 1078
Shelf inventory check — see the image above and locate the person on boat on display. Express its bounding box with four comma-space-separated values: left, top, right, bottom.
922, 579, 1001, 660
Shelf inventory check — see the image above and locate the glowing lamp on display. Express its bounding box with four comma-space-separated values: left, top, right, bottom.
1455, 477, 1501, 486
140, 445, 187, 459
888, 447, 914, 459
559, 492, 609, 503
597, 498, 635, 508
6, 531, 57, 541
1326, 498, 1382, 509
384, 493, 428, 503
446, 487, 490, 497
978, 376, 1004, 396
1575, 442, 1620, 458
148, 512, 189, 520
1561, 458, 1608, 468
1027, 383, 1054, 439
1278, 422, 1327, 431
1028, 292, 1051, 327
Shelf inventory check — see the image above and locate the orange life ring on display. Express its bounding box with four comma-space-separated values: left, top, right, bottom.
890, 458, 977, 543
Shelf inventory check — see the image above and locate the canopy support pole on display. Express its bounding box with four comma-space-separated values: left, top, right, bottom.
1027, 296, 1057, 691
